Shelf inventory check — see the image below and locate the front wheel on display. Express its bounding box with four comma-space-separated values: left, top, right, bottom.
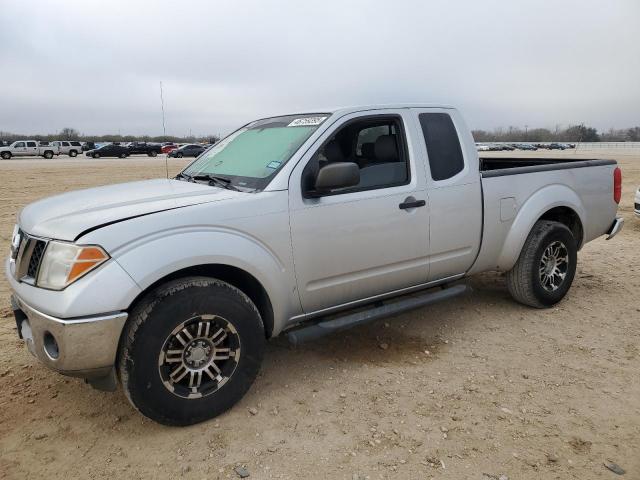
506, 220, 577, 308
149, 151, 158, 157
119, 277, 265, 426
1, 152, 11, 160
69, 150, 77, 157
43, 151, 53, 159
92, 152, 100, 159
119, 153, 128, 158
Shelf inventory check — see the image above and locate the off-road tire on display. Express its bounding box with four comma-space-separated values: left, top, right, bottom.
506, 220, 577, 308
1, 152, 11, 160
118, 276, 265, 426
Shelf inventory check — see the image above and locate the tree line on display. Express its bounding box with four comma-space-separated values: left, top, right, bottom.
472, 124, 640, 143
2, 124, 640, 145
0, 127, 220, 144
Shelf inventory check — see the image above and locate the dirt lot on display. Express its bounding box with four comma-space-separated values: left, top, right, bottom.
1, 151, 638, 480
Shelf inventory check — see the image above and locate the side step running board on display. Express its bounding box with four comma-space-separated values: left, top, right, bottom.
286, 283, 469, 346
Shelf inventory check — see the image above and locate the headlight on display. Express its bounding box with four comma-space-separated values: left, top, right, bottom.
37, 241, 109, 290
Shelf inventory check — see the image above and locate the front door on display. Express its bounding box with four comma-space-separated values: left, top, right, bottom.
289, 110, 430, 314
12, 142, 27, 156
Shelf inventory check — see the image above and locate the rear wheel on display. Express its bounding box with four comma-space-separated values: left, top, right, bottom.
92, 152, 100, 159
43, 150, 53, 159
119, 277, 265, 426
69, 150, 77, 157
506, 220, 577, 308
119, 153, 127, 158
149, 151, 157, 157
176, 152, 183, 158
1, 152, 11, 160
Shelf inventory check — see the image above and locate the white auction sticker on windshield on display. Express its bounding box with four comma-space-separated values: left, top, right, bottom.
287, 116, 327, 127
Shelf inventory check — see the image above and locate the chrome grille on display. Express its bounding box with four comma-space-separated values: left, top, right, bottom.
13, 231, 48, 284
27, 240, 47, 278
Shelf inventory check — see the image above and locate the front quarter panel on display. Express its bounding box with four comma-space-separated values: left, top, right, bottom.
79, 191, 301, 335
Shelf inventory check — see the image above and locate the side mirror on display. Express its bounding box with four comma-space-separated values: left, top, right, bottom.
314, 162, 360, 193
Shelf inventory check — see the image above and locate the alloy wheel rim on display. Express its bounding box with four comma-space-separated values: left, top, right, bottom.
158, 314, 241, 399
538, 240, 569, 292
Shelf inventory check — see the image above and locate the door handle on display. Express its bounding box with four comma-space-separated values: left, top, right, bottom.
399, 198, 426, 210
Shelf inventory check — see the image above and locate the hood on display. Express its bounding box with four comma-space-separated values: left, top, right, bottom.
19, 179, 240, 241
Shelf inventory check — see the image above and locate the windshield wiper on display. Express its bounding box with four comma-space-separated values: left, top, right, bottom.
175, 172, 193, 182
175, 172, 241, 191
192, 174, 241, 191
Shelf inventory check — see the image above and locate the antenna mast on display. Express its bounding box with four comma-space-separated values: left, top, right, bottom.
160, 81, 168, 178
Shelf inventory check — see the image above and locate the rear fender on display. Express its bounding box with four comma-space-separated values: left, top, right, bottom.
497, 185, 585, 271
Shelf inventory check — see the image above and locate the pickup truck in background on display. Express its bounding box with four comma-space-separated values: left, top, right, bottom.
127, 142, 162, 156
0, 140, 59, 159
52, 141, 83, 157
6, 104, 623, 426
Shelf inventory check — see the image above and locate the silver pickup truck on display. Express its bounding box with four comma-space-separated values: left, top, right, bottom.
6, 104, 623, 425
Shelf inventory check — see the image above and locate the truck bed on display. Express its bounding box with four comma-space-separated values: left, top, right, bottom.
480, 157, 616, 177
469, 157, 619, 276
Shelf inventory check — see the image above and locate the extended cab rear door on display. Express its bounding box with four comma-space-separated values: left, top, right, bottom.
410, 108, 482, 281
288, 109, 431, 314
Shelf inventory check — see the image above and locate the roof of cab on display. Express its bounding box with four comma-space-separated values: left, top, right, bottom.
258, 104, 456, 121
328, 103, 455, 115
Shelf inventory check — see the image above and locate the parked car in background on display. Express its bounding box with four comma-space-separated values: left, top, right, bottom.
85, 144, 130, 158
52, 141, 83, 157
634, 187, 640, 218
168, 144, 206, 158
6, 104, 623, 426
548, 143, 566, 150
127, 142, 162, 157
517, 143, 538, 151
161, 143, 178, 154
82, 141, 96, 152
476, 144, 491, 151
0, 140, 59, 159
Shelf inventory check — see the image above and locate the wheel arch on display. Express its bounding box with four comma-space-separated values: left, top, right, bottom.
125, 263, 275, 339
497, 185, 586, 271
538, 206, 584, 248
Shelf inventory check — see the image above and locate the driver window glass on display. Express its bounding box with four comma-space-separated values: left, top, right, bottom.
26, 142, 37, 147
302, 116, 409, 196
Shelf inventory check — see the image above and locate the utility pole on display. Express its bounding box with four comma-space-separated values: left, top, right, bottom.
525, 125, 528, 140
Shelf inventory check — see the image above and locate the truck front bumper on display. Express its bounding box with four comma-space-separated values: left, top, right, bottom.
11, 294, 127, 380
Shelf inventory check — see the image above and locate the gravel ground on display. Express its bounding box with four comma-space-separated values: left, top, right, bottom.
0, 151, 638, 480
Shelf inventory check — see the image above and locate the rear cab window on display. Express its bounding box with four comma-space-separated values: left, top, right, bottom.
418, 113, 464, 181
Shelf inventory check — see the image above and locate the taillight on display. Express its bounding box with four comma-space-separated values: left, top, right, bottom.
613, 167, 622, 204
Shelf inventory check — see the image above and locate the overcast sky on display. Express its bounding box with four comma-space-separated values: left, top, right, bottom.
1, 0, 638, 136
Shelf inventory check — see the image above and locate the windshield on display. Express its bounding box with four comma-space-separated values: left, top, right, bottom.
181, 113, 328, 191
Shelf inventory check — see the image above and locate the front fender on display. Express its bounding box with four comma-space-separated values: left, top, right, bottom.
496, 184, 586, 271
112, 228, 298, 334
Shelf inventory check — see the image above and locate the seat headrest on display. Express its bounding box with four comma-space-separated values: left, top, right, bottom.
361, 142, 376, 159
324, 140, 344, 163
374, 135, 399, 162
